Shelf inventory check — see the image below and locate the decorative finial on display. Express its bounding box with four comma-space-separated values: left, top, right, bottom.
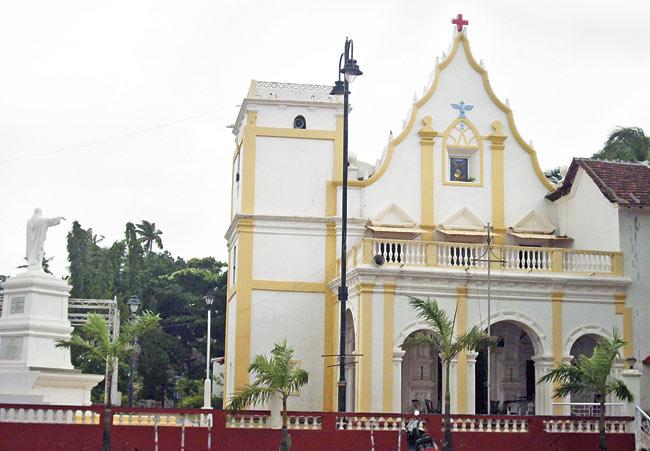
451, 13, 468, 32
389, 130, 393, 140
442, 51, 447, 59
529, 139, 534, 148
505, 98, 510, 108
413, 92, 417, 102
480, 59, 485, 69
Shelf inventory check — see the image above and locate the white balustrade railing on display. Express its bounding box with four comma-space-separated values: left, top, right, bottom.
437, 243, 486, 268
226, 412, 269, 429
372, 240, 426, 265
288, 414, 322, 430
344, 239, 620, 275
552, 402, 624, 417
563, 251, 613, 273
113, 412, 212, 427
0, 407, 99, 425
543, 418, 628, 433
336, 415, 405, 431
503, 247, 552, 271
635, 406, 650, 450
449, 417, 528, 433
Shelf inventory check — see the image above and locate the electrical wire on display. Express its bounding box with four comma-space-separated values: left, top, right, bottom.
0, 109, 227, 165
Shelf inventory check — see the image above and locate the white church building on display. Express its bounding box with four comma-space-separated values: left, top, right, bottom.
223, 22, 649, 416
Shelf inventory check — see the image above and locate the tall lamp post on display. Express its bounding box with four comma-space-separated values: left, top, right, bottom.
330, 37, 362, 412
126, 294, 141, 407
203, 292, 214, 409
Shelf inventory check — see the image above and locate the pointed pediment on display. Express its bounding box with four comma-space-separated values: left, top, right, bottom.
512, 210, 555, 234
371, 203, 416, 227
440, 207, 484, 231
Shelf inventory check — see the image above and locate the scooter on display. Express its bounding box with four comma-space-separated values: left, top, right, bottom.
397, 410, 438, 451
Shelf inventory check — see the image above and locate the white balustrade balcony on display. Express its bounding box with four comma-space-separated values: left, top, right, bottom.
336, 238, 623, 278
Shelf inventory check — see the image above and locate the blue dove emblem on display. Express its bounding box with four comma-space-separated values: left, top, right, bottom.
451, 101, 474, 118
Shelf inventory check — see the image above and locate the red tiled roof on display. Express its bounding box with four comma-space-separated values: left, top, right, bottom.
547, 158, 650, 207
643, 355, 650, 365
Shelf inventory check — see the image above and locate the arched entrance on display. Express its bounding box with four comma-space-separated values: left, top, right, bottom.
475, 321, 537, 415
569, 334, 599, 403
344, 309, 356, 412
400, 330, 442, 413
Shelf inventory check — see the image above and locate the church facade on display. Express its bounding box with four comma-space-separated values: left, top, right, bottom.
223, 24, 649, 415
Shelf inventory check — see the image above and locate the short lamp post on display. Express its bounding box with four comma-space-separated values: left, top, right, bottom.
126, 294, 141, 407
203, 292, 214, 409
330, 37, 362, 413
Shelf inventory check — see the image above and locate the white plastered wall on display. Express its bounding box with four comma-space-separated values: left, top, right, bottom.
254, 136, 333, 217
254, 105, 337, 131
555, 168, 620, 251
250, 290, 325, 410
252, 221, 326, 282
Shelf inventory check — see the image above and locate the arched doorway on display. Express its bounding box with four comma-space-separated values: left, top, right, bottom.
401, 330, 442, 413
475, 321, 537, 415
569, 334, 599, 403
344, 309, 356, 412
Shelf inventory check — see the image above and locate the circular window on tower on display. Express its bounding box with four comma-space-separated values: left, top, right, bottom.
293, 115, 307, 129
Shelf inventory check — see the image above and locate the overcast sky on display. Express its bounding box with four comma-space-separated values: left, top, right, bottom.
1, 0, 649, 278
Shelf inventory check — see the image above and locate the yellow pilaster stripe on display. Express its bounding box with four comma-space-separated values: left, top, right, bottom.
240, 112, 257, 214
322, 223, 337, 411
456, 286, 468, 413
382, 283, 396, 412
234, 219, 255, 392
359, 283, 374, 411
487, 121, 507, 245
250, 280, 325, 292
323, 116, 343, 411
418, 116, 438, 235
614, 293, 633, 358
551, 290, 564, 415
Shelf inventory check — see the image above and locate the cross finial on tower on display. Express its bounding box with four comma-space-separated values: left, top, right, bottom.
452, 13, 468, 32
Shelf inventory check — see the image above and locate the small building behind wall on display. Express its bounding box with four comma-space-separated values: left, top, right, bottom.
223, 20, 648, 415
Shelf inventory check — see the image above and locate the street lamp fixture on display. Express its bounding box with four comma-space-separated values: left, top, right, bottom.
203, 292, 214, 409
127, 294, 140, 407
330, 37, 362, 413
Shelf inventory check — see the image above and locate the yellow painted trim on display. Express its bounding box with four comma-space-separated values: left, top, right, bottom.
383, 283, 396, 412
612, 253, 624, 276
322, 223, 337, 411
322, 115, 343, 411
551, 290, 564, 415
255, 127, 337, 140
623, 307, 633, 358
359, 283, 374, 411
614, 293, 626, 315
419, 116, 437, 228
442, 118, 484, 187
456, 287, 468, 413
233, 219, 255, 392
338, 33, 555, 192
250, 280, 326, 293
241, 112, 258, 214
222, 286, 231, 408
488, 121, 507, 245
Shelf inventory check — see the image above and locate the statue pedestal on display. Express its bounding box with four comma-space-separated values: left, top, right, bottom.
0, 271, 103, 405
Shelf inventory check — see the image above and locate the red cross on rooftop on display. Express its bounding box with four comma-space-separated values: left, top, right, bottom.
452, 13, 468, 32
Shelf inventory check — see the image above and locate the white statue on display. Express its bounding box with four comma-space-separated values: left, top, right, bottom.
25, 208, 65, 271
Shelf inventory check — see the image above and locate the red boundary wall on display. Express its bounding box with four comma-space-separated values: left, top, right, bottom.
0, 405, 635, 451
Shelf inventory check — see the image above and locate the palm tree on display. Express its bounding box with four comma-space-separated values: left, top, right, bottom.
538, 330, 633, 451
592, 127, 650, 162
135, 220, 163, 253
228, 340, 309, 451
57, 312, 160, 451
405, 297, 495, 451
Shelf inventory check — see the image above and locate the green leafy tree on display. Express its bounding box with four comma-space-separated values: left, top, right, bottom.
544, 167, 563, 184
592, 127, 650, 162
57, 312, 160, 451
228, 341, 309, 451
405, 297, 495, 451
124, 222, 144, 298
136, 220, 163, 253
538, 330, 633, 451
